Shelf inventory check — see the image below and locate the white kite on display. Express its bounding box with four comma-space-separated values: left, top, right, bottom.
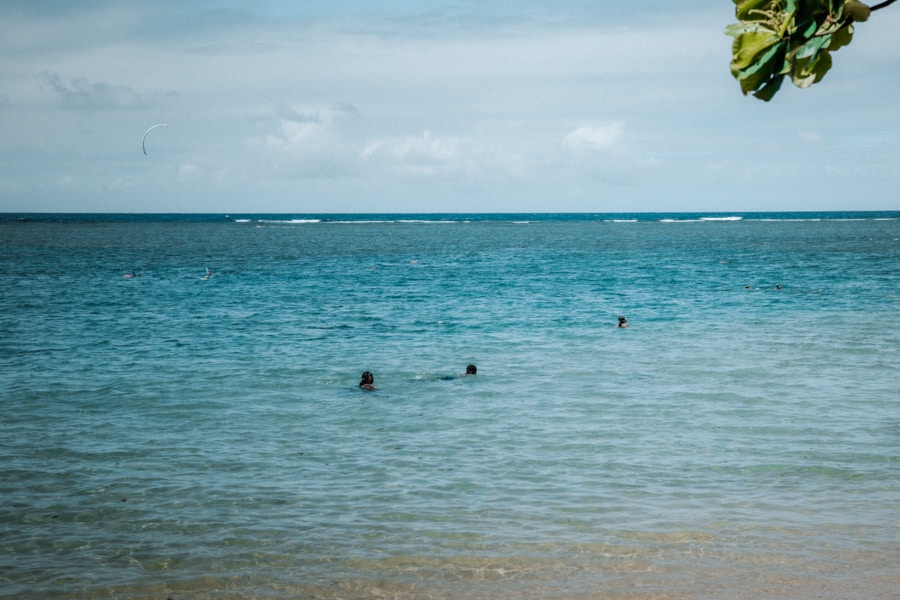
142, 123, 168, 155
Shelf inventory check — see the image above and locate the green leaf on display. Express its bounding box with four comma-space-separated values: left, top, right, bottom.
794, 32, 831, 61
844, 1, 871, 22
795, 0, 831, 20
790, 34, 829, 86
735, 0, 777, 21
753, 73, 785, 101
827, 0, 843, 14
797, 16, 821, 37
724, 22, 755, 37
794, 49, 833, 87
729, 27, 781, 72
810, 50, 833, 83
828, 24, 854, 51
735, 41, 788, 95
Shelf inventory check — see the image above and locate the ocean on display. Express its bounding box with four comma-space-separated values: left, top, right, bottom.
1, 212, 898, 599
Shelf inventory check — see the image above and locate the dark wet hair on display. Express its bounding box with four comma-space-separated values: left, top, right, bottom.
359, 371, 374, 386
465, 364, 477, 375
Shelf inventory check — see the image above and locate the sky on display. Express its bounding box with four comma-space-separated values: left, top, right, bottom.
1, 0, 899, 213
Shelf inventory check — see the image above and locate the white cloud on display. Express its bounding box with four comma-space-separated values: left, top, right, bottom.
274, 105, 322, 124
362, 130, 462, 177
797, 130, 824, 144
40, 71, 143, 109
178, 164, 201, 178
562, 123, 624, 153
248, 105, 360, 179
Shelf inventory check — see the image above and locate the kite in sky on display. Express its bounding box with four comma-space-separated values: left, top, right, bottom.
142, 123, 168, 156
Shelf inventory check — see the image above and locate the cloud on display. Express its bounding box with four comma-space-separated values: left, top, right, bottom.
274, 105, 322, 124
562, 123, 624, 152
797, 130, 824, 144
249, 104, 360, 179
178, 164, 201, 178
41, 71, 143, 110
362, 130, 462, 177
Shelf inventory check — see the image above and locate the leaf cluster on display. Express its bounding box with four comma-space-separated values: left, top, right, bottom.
725, 0, 871, 100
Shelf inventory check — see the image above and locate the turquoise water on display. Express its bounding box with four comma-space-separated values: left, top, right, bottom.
1, 213, 898, 599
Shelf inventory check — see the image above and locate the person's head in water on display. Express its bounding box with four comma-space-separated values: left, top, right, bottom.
359, 371, 376, 390
465, 364, 477, 375
617, 316, 630, 328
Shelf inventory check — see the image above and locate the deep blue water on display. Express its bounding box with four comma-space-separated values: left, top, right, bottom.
1, 213, 898, 599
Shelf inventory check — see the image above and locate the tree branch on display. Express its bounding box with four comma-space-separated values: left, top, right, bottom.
871, 0, 899, 11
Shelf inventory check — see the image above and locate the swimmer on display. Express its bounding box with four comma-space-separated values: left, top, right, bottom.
435, 364, 477, 380
617, 316, 630, 328
359, 371, 376, 390
775, 284, 782, 290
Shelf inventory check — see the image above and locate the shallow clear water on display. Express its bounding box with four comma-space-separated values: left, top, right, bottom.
1, 213, 898, 599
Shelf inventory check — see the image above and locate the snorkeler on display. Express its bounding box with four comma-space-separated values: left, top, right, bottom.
617, 316, 630, 328
359, 371, 376, 390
